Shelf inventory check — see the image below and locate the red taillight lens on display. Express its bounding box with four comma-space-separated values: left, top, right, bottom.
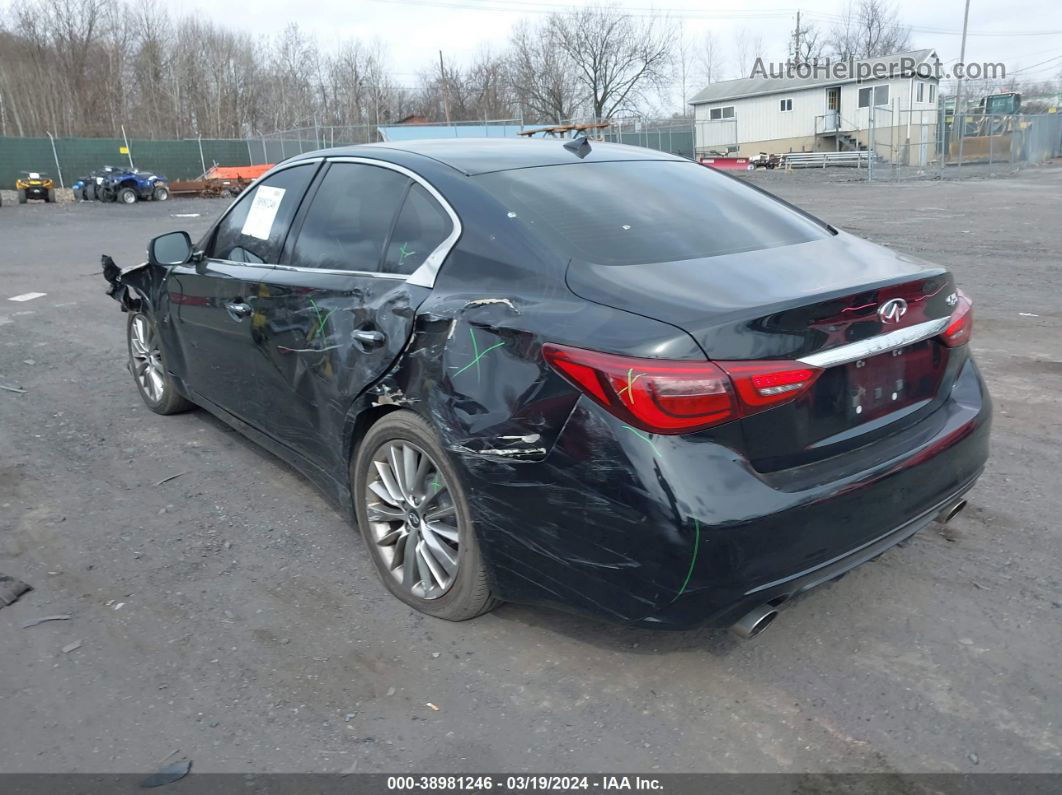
543, 344, 822, 435
940, 289, 973, 347
717, 361, 822, 409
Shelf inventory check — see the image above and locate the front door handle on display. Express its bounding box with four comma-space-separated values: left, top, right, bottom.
352, 328, 386, 348
225, 301, 252, 320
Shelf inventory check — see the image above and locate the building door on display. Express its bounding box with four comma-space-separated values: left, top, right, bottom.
825, 86, 841, 131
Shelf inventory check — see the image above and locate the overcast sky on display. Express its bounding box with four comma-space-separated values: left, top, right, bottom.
6, 0, 1061, 101
188, 0, 1061, 83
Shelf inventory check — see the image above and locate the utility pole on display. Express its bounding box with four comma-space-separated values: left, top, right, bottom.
954, 0, 972, 170
793, 10, 801, 65
439, 50, 452, 126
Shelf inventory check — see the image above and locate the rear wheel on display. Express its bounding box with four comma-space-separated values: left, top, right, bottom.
17, 189, 27, 204
118, 187, 137, 204
152, 185, 169, 201
353, 411, 498, 621
46, 188, 56, 203
127, 312, 193, 415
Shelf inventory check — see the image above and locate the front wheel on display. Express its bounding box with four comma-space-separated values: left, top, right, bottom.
353, 411, 498, 621
17, 189, 27, 204
127, 312, 193, 415
46, 188, 56, 203
152, 185, 169, 201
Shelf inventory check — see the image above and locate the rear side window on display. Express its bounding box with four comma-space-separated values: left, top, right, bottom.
290, 163, 410, 272
475, 160, 830, 266
383, 184, 454, 275
211, 164, 315, 264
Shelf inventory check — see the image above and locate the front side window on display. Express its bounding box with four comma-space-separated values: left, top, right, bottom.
383, 184, 454, 275
290, 163, 410, 272
476, 160, 831, 267
210, 164, 315, 264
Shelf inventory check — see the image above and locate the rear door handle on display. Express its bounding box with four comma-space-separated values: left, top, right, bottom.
352, 329, 386, 348
225, 301, 252, 320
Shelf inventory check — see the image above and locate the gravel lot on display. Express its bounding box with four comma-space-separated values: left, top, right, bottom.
1, 167, 1060, 774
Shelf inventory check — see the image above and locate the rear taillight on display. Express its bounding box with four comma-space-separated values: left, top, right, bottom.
543, 344, 822, 434
940, 289, 973, 347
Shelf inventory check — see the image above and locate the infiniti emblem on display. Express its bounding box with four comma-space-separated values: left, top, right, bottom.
878, 298, 908, 324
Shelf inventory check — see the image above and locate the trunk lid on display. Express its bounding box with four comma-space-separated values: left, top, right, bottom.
565, 232, 959, 469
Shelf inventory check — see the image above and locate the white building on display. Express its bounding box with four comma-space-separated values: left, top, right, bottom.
689, 50, 941, 164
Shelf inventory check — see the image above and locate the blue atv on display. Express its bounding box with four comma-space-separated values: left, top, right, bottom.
97, 168, 170, 204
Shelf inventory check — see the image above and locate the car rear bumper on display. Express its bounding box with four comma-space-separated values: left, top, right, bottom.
459, 354, 991, 628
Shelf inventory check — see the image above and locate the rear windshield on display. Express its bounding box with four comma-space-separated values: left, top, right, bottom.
475, 160, 831, 266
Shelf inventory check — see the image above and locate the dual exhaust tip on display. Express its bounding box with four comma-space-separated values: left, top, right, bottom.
730, 497, 968, 639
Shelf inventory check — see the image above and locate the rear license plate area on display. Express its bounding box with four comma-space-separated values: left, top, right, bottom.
845, 342, 940, 423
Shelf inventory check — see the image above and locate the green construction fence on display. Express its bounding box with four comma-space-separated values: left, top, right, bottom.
0, 136, 255, 188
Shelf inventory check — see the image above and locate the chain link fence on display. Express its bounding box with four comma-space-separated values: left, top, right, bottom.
865, 108, 1062, 181
0, 135, 254, 188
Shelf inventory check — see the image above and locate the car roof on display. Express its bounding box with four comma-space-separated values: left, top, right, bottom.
291, 137, 688, 176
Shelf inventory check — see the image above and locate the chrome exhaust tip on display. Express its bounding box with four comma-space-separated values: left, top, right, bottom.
936, 499, 968, 525
731, 604, 779, 639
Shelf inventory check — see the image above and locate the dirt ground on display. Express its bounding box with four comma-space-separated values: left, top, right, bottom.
1, 168, 1060, 775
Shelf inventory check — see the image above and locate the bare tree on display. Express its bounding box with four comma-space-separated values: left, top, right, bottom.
697, 31, 722, 86
734, 28, 763, 79
548, 5, 674, 120
790, 18, 826, 65
508, 19, 581, 123
830, 0, 911, 60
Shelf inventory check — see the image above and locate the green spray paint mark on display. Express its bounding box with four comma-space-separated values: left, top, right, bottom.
453, 328, 505, 381
617, 368, 644, 404
398, 241, 416, 266
308, 299, 337, 342
672, 519, 701, 602
621, 425, 660, 456
430, 478, 441, 493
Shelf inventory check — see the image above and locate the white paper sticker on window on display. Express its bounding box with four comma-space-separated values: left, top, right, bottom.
241, 186, 286, 240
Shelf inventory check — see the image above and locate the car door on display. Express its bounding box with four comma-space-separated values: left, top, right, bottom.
234, 158, 458, 473
165, 162, 318, 419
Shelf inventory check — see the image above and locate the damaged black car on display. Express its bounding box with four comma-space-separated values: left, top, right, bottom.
103, 139, 990, 634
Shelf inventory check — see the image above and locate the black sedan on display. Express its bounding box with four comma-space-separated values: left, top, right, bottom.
104, 139, 989, 636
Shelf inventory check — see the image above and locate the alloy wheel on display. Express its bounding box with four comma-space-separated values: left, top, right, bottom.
130, 314, 165, 402
364, 441, 460, 599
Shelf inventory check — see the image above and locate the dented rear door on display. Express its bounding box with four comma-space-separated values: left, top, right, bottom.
241, 160, 453, 472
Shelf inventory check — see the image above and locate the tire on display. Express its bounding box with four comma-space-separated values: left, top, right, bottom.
352, 410, 498, 621
18, 189, 27, 204
126, 312, 193, 415
152, 185, 169, 201
118, 187, 137, 204
85, 183, 96, 200
46, 188, 56, 203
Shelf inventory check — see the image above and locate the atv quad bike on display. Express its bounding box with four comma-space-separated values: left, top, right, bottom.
16, 172, 56, 203
97, 168, 170, 204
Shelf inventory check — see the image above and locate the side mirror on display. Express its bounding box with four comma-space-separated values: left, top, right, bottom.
149, 231, 192, 266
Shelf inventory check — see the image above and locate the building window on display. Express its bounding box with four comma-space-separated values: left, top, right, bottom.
917, 82, 925, 102
859, 85, 890, 108
709, 105, 735, 120
779, 98, 793, 112
929, 83, 936, 103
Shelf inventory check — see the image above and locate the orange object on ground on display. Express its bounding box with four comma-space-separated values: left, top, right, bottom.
204, 164, 273, 180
